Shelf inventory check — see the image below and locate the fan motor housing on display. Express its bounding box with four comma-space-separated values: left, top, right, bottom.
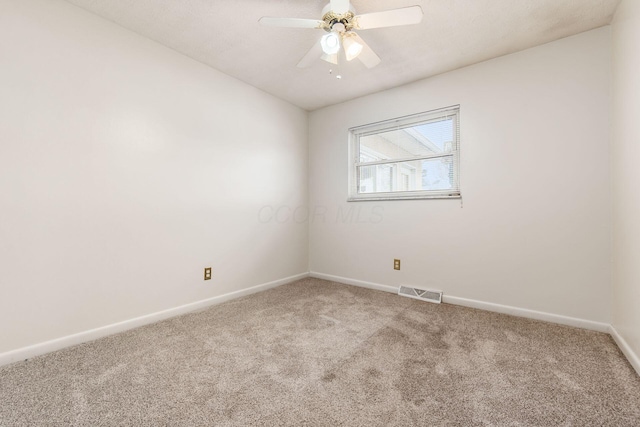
321, 2, 357, 32
322, 11, 355, 31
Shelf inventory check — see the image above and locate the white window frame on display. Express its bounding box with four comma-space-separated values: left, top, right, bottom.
348, 105, 461, 201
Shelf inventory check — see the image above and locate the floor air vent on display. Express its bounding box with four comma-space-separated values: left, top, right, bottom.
398, 286, 443, 304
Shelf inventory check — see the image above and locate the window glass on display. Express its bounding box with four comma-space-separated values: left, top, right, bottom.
349, 106, 460, 201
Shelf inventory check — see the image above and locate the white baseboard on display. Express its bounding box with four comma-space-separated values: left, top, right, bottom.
442, 295, 610, 332
609, 325, 640, 376
6, 272, 636, 378
309, 271, 610, 333
310, 272, 398, 294
0, 272, 308, 368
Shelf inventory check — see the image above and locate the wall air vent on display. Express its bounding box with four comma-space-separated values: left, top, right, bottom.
398, 286, 443, 304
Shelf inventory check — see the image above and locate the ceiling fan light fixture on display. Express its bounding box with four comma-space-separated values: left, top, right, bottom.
320, 32, 341, 55
321, 52, 339, 65
343, 34, 363, 61
260, 2, 423, 69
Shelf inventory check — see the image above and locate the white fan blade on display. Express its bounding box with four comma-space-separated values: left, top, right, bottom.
354, 6, 423, 30
297, 40, 323, 68
259, 17, 324, 29
352, 34, 380, 68
330, 0, 351, 14
321, 53, 338, 65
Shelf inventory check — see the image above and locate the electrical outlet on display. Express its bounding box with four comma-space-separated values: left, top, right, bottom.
204, 267, 212, 280
394, 259, 401, 270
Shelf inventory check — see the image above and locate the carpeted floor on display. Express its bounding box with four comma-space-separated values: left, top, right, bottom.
1, 278, 639, 426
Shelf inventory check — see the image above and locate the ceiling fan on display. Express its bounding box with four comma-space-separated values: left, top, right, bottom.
259, 0, 423, 69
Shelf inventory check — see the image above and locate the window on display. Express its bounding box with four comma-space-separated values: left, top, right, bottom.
348, 106, 460, 201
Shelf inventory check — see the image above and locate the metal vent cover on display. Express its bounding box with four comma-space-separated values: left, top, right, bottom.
398, 286, 443, 304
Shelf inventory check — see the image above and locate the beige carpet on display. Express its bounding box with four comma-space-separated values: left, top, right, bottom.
1, 278, 639, 426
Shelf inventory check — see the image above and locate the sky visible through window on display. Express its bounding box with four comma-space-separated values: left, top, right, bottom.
415, 118, 453, 151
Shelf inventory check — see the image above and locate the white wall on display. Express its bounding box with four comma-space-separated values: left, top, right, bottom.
0, 0, 308, 355
309, 28, 612, 323
0, 0, 622, 363
611, 0, 640, 368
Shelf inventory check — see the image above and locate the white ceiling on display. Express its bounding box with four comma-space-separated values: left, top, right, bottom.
65, 0, 620, 111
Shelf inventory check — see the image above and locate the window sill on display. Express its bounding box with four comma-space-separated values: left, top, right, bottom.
347, 193, 461, 202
